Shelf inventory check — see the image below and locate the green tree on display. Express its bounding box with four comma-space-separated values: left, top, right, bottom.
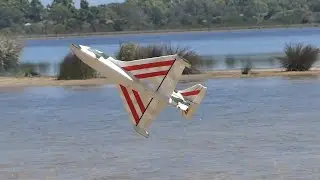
29, 0, 45, 22
0, 2, 25, 29
80, 0, 89, 9
0, 0, 319, 34
48, 3, 73, 24
53, 23, 65, 34
51, 0, 74, 8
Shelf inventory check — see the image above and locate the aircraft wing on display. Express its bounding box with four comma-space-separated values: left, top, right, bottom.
118, 85, 166, 138
114, 54, 191, 98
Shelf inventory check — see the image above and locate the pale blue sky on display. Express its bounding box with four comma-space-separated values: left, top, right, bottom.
40, 0, 124, 7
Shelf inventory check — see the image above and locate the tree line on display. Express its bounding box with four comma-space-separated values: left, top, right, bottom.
0, 0, 320, 35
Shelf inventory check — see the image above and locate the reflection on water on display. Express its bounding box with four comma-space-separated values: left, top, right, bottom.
282, 74, 320, 80
22, 53, 288, 76
22, 51, 320, 77
22, 51, 320, 76
1, 77, 320, 179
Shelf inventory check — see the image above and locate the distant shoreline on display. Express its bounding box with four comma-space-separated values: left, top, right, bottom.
1, 68, 320, 88
14, 23, 320, 40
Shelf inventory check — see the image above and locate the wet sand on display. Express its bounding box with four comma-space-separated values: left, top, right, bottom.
1, 68, 320, 88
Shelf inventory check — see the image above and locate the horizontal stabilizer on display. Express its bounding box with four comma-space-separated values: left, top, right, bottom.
178, 84, 207, 104
178, 84, 207, 119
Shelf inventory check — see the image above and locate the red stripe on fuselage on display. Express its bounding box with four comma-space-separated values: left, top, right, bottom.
122, 60, 175, 71
132, 90, 146, 114
120, 85, 140, 124
181, 90, 201, 96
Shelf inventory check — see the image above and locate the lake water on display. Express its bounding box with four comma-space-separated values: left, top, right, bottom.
1, 76, 320, 179
18, 27, 320, 75
22, 27, 320, 63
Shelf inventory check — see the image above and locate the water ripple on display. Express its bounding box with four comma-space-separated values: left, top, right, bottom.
1, 77, 320, 179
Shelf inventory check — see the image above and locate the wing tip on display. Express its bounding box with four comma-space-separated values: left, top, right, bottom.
175, 55, 191, 68
133, 125, 149, 138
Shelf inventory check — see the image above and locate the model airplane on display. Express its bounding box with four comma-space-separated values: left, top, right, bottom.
69, 44, 207, 138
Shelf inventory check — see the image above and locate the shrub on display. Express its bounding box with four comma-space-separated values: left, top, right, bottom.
276, 43, 320, 71
241, 59, 253, 75
57, 52, 97, 80
225, 55, 236, 69
0, 34, 24, 73
18, 62, 50, 77
115, 42, 138, 61
19, 63, 40, 77
115, 43, 202, 74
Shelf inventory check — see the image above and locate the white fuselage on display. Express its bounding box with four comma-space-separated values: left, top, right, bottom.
70, 44, 187, 109
169, 91, 191, 111
70, 44, 133, 84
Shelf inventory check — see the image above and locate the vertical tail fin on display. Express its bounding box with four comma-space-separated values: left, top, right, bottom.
177, 84, 207, 119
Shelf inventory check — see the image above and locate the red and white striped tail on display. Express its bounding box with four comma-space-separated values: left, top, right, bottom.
178, 84, 207, 119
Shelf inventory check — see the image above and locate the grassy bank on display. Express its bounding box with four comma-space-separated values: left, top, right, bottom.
1, 68, 320, 88
14, 24, 320, 40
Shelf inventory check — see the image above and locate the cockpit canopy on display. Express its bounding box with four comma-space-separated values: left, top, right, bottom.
87, 47, 109, 60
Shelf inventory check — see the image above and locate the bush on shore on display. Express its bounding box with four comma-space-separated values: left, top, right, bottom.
116, 43, 202, 74
0, 34, 24, 74
57, 52, 97, 80
241, 59, 253, 75
277, 43, 320, 71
